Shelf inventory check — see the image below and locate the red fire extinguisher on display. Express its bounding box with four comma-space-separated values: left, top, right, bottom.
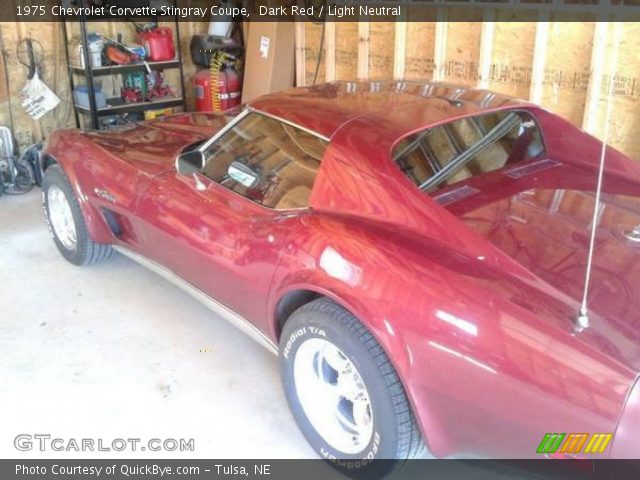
194, 60, 242, 112
217, 65, 242, 111
194, 69, 213, 112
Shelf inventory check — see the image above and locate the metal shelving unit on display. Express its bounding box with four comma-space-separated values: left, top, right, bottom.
74, 96, 185, 116
68, 59, 182, 77
61, 1, 187, 130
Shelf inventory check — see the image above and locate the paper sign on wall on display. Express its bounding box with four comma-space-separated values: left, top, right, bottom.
259, 36, 271, 59
20, 72, 60, 120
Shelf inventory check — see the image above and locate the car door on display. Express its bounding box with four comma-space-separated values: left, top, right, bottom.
134, 110, 329, 332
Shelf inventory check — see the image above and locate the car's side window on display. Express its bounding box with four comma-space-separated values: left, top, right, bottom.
201, 112, 329, 209
393, 111, 545, 192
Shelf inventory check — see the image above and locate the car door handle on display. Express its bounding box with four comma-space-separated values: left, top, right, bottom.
274, 211, 304, 222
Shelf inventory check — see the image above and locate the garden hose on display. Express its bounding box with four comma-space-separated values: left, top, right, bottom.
209, 51, 226, 112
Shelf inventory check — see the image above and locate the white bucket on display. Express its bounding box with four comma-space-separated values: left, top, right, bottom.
78, 40, 103, 68
208, 21, 232, 37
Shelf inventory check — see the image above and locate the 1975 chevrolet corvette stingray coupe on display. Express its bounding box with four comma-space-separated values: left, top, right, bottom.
41, 81, 639, 462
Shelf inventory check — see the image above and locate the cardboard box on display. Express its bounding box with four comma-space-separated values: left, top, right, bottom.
242, 21, 295, 103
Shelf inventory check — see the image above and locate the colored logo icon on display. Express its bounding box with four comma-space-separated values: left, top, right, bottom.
537, 433, 613, 454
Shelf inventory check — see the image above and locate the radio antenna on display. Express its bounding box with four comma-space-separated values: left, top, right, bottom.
575, 23, 620, 332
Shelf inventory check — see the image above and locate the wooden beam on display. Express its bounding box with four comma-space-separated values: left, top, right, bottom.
393, 16, 407, 80
295, 21, 306, 87
358, 21, 370, 80
48, 22, 67, 133
477, 10, 495, 89
324, 22, 336, 82
433, 8, 448, 82
0, 27, 8, 102
529, 13, 550, 104
582, 22, 609, 133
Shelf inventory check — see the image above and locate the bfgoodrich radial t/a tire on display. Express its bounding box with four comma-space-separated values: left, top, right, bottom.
279, 298, 425, 474
42, 165, 113, 266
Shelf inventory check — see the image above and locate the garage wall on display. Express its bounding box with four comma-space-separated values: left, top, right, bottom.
0, 20, 208, 151
0, 43, 7, 101
0, 21, 73, 150
297, 15, 640, 161
3, 15, 638, 160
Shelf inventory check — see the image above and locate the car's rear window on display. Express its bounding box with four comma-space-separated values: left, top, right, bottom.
392, 111, 545, 193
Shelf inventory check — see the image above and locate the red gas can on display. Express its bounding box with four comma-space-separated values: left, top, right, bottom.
138, 27, 175, 61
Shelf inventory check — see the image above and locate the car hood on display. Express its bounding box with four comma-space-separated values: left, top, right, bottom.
80, 112, 232, 176
443, 159, 640, 372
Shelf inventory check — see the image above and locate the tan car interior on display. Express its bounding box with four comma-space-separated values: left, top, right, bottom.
394, 112, 524, 191
202, 114, 328, 209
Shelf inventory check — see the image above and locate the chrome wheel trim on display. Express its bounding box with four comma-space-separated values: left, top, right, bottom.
48, 185, 77, 251
293, 338, 373, 455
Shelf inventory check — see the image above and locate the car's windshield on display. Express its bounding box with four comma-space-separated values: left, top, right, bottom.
392, 110, 546, 193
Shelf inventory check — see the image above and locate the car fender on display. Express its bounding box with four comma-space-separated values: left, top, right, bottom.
270, 277, 412, 369
43, 130, 114, 243
268, 274, 449, 456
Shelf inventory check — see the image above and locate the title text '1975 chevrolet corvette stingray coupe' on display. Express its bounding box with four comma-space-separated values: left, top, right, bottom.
40, 81, 639, 466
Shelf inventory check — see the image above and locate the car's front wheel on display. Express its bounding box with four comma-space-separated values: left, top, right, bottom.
42, 165, 113, 266
279, 298, 425, 474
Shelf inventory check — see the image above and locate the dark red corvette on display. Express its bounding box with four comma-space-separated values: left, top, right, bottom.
41, 81, 639, 462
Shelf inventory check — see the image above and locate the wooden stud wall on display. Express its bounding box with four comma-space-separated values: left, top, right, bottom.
0, 19, 206, 150
0, 44, 8, 102
335, 22, 358, 81
2, 15, 638, 160
299, 15, 640, 160
442, 10, 483, 87
0, 21, 74, 149
304, 22, 325, 85
368, 22, 395, 81
543, 18, 594, 126
488, 15, 537, 99
592, 22, 640, 162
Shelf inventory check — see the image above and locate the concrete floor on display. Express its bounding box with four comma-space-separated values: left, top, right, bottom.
0, 189, 315, 459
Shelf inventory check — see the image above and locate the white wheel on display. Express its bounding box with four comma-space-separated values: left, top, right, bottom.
42, 165, 113, 266
280, 298, 426, 476
293, 338, 373, 454
47, 184, 77, 251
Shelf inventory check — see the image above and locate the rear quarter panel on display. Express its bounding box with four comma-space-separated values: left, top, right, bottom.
270, 212, 635, 458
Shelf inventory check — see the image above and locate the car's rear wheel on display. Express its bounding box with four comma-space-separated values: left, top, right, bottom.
42, 165, 113, 266
279, 298, 425, 474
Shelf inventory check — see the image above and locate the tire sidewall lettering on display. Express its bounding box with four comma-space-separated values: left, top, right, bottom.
320, 430, 381, 468
282, 325, 326, 359
42, 187, 55, 239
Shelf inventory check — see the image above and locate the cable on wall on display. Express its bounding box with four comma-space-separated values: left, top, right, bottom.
304, 0, 327, 85
0, 25, 17, 144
